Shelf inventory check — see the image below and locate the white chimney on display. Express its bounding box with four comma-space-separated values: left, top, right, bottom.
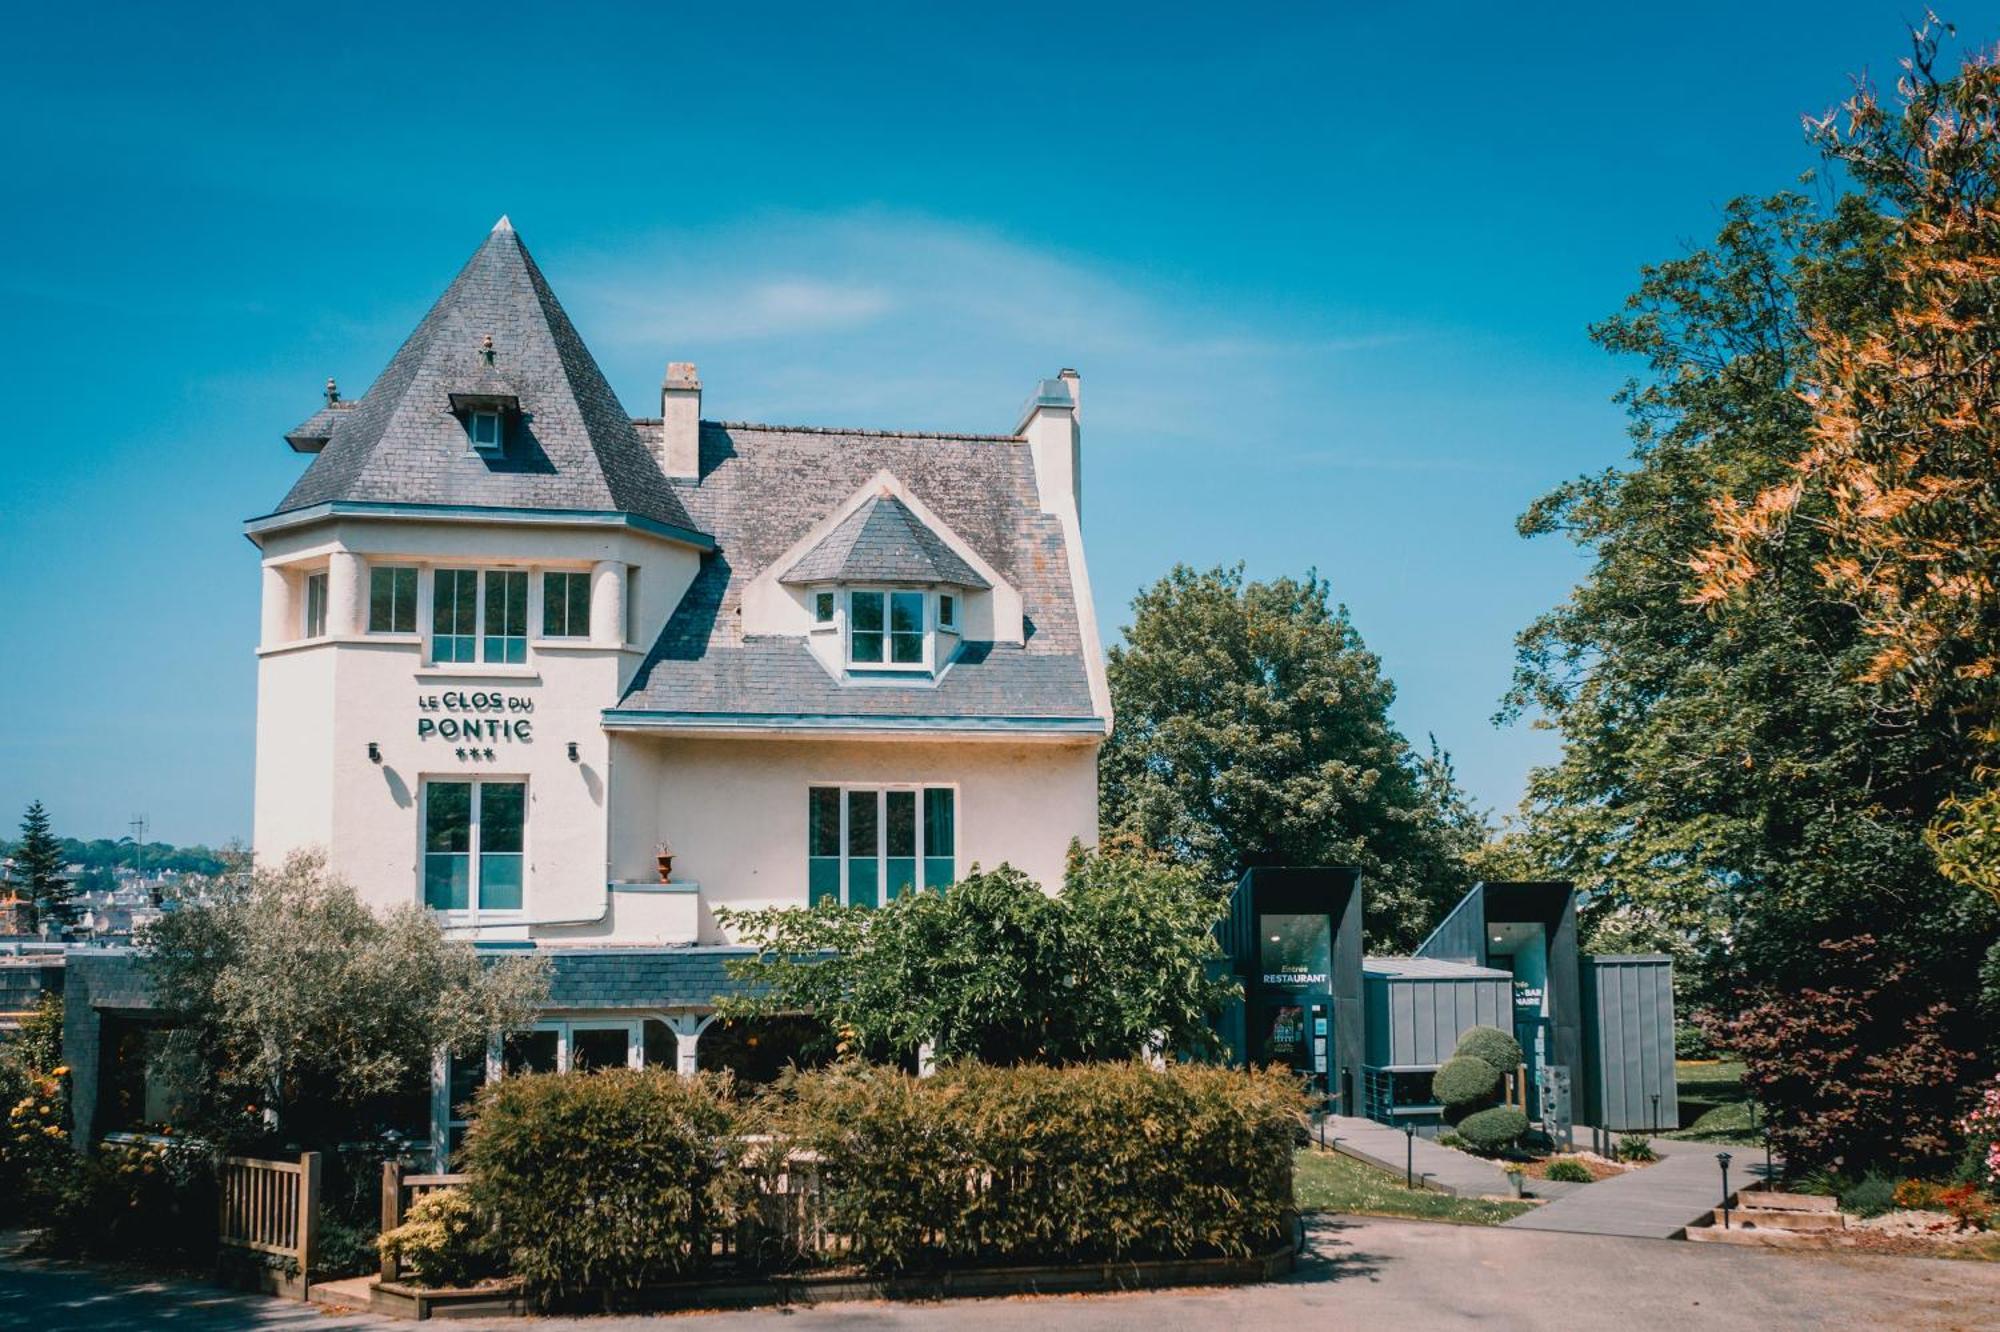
1015, 369, 1082, 517
660, 362, 701, 478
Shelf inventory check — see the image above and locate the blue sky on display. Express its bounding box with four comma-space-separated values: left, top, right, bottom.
0, 2, 1940, 845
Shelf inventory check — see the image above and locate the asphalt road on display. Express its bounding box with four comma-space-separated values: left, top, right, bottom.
3, 1217, 1996, 1332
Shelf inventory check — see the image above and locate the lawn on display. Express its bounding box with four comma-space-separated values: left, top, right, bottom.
1668, 1059, 1764, 1146
1293, 1148, 1534, 1225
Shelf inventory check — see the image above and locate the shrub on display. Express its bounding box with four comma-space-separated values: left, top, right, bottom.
771, 1060, 1304, 1273
1936, 1183, 1994, 1231
1838, 1173, 1898, 1218
1892, 1178, 1940, 1210
1674, 1021, 1715, 1061
1957, 1077, 2000, 1190
43, 1136, 217, 1262
379, 1189, 498, 1288
1453, 1026, 1524, 1073
1432, 1056, 1501, 1115
1544, 1157, 1594, 1184
463, 1069, 751, 1306
1435, 1131, 1466, 1149
1617, 1134, 1657, 1163
1455, 1105, 1529, 1156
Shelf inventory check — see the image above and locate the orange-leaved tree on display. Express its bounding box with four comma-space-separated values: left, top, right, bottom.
1693, 18, 2000, 904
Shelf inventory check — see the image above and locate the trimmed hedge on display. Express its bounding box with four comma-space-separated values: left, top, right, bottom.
773, 1060, 1304, 1273
1432, 1056, 1500, 1112
1456, 1105, 1529, 1155
1453, 1026, 1523, 1073
462, 1069, 752, 1303
455, 1060, 1304, 1301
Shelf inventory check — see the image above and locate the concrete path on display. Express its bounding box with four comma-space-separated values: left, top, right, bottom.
1504, 1135, 1735, 1238
1321, 1115, 1516, 1197
8, 1218, 1999, 1331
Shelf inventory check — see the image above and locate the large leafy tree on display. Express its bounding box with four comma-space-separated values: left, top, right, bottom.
1100, 565, 1484, 949
718, 845, 1237, 1065
14, 801, 72, 929
1496, 24, 2000, 1160
143, 851, 549, 1147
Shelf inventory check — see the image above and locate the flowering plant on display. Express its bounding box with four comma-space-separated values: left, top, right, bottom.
1960, 1079, 2000, 1194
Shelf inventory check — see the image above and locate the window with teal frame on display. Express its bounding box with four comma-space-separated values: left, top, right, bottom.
808, 787, 841, 906
483, 570, 528, 663
923, 788, 955, 889
423, 779, 525, 914
806, 786, 955, 906
432, 569, 478, 663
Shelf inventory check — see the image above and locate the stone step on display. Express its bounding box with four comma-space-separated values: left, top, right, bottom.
1714, 1207, 1847, 1231
1734, 1188, 1837, 1212
1684, 1225, 1829, 1248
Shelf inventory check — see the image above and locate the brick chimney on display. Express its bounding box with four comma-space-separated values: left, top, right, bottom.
659, 362, 701, 478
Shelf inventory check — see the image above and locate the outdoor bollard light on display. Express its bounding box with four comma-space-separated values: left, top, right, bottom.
1651, 1091, 1661, 1132
1717, 1151, 1733, 1229
1764, 1129, 1774, 1184
1404, 1124, 1417, 1189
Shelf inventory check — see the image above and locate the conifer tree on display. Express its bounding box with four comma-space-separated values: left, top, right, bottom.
15, 801, 71, 929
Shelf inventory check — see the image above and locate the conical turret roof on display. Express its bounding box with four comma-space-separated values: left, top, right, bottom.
275, 219, 702, 537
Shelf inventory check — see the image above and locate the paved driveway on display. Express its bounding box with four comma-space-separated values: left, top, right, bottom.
3, 1218, 1996, 1332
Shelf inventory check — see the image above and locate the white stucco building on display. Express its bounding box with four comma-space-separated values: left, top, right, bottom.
238, 219, 1108, 1146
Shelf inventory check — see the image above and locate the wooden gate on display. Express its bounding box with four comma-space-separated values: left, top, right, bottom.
217, 1152, 321, 1296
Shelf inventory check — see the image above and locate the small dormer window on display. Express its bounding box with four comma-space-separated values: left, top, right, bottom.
848, 589, 928, 670
815, 592, 835, 624
468, 410, 502, 453
938, 594, 956, 631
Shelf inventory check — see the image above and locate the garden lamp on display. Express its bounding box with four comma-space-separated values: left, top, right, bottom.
1404, 1124, 1417, 1189
1716, 1151, 1733, 1229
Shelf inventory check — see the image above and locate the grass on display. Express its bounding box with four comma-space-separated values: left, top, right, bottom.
1666, 1059, 1764, 1146
1293, 1148, 1534, 1225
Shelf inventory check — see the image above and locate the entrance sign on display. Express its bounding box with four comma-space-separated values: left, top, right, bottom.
415, 691, 535, 744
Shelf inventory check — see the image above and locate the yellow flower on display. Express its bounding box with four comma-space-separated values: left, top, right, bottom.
50, 1066, 68, 1077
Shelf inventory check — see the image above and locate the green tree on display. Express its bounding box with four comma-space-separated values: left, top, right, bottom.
717, 844, 1237, 1064
1100, 564, 1483, 949
142, 850, 549, 1147
14, 801, 72, 929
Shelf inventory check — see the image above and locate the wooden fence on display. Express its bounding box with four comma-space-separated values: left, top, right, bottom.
217, 1152, 321, 1289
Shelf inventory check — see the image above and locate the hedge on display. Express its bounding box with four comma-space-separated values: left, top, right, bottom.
1456, 1105, 1529, 1155
461, 1069, 752, 1304
456, 1059, 1305, 1302
773, 1060, 1305, 1272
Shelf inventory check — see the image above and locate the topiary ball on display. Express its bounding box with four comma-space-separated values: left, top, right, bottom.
1453, 1025, 1525, 1072
1432, 1055, 1502, 1111
1455, 1104, 1529, 1156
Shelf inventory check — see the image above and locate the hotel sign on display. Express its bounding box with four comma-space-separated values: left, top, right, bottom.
416, 690, 535, 744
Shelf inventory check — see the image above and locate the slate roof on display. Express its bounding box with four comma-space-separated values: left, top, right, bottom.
269, 219, 702, 537
541, 947, 762, 1009
616, 423, 1100, 725
780, 493, 990, 589
1362, 957, 1512, 981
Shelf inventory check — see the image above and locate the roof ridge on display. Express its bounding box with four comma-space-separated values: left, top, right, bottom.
704, 420, 1024, 444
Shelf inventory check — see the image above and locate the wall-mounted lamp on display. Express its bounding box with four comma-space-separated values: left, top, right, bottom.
367, 742, 382, 764
566, 742, 579, 762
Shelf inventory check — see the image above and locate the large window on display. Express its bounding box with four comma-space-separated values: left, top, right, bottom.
807, 785, 954, 906
432, 569, 527, 664
423, 779, 525, 914
847, 589, 928, 668
369, 566, 418, 634
303, 571, 329, 639
542, 571, 591, 638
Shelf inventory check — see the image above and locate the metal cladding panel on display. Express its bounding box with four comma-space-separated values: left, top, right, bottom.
1414, 883, 1487, 965
1582, 955, 1678, 1131
1380, 975, 1512, 1067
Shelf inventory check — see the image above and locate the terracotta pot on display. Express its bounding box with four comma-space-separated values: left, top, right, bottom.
656, 855, 673, 883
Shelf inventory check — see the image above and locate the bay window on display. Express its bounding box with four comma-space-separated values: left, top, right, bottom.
423, 778, 525, 914
808, 785, 955, 906
303, 571, 328, 639
542, 571, 591, 638
432, 568, 527, 664
369, 565, 418, 633
847, 588, 929, 669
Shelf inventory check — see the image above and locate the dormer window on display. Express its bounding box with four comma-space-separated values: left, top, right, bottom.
815, 592, 835, 624
938, 593, 956, 631
848, 589, 928, 670
469, 410, 502, 453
